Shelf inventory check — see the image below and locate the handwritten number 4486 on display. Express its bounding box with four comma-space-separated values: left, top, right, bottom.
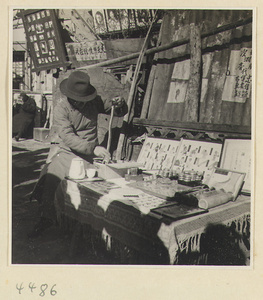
16, 282, 57, 296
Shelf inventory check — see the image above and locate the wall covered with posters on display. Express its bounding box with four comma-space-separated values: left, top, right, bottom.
146, 10, 252, 127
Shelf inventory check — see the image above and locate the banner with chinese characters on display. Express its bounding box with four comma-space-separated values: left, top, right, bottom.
222, 48, 252, 103
21, 9, 69, 72
66, 41, 107, 61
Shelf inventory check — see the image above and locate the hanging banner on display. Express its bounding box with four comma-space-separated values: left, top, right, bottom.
222, 48, 252, 103
21, 9, 69, 72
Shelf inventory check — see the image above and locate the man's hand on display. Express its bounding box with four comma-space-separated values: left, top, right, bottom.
94, 146, 111, 162
112, 97, 125, 108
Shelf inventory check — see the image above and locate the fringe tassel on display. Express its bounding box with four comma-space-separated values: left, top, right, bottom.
176, 214, 250, 261
102, 228, 112, 251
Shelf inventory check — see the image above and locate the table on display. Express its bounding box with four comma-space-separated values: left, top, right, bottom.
55, 178, 250, 265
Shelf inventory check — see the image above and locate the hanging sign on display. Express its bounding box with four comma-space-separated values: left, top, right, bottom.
222, 48, 252, 103
21, 9, 69, 72
66, 41, 107, 61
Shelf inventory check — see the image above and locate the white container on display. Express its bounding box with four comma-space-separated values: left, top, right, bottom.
69, 158, 85, 179
86, 168, 97, 178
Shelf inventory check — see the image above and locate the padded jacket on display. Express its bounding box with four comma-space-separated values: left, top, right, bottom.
53, 96, 126, 157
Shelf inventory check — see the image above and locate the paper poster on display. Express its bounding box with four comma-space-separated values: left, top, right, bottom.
92, 9, 107, 34
136, 9, 152, 26
171, 60, 190, 80
222, 48, 252, 103
167, 80, 188, 103
105, 9, 121, 31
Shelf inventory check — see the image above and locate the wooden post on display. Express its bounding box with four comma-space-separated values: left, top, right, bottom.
183, 23, 202, 122
115, 12, 157, 160
140, 21, 164, 119
106, 105, 115, 152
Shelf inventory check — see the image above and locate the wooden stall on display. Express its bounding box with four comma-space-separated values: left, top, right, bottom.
16, 9, 252, 265
139, 10, 252, 126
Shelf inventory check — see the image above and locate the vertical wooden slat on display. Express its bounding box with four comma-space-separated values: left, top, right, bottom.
183, 23, 202, 122
140, 20, 164, 119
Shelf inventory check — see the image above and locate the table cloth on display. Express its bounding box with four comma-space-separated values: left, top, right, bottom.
55, 178, 250, 265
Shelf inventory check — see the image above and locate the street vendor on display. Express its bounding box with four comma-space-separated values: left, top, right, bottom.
13, 92, 36, 141
29, 70, 127, 238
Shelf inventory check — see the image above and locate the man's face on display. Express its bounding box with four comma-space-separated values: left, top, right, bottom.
68, 98, 87, 111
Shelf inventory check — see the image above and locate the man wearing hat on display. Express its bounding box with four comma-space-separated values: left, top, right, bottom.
13, 92, 36, 141
29, 70, 127, 238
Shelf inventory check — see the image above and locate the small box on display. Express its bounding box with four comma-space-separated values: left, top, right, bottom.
175, 168, 246, 209
93, 161, 142, 180
33, 128, 50, 142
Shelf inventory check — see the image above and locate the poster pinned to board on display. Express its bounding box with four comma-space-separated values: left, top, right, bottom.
167, 60, 190, 103
167, 80, 188, 103
92, 9, 107, 34
171, 60, 190, 80
222, 48, 252, 103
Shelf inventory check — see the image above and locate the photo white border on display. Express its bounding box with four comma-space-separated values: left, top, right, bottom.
3, 1, 261, 299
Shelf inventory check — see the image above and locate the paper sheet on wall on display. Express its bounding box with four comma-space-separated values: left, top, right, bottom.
171, 60, 190, 80
167, 80, 188, 103
222, 48, 252, 103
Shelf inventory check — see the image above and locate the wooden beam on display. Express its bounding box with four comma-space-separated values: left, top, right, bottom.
132, 118, 251, 135
77, 17, 252, 70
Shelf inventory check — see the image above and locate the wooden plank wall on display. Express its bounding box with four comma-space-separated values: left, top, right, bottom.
146, 10, 252, 127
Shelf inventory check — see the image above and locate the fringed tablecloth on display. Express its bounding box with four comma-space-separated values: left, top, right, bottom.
55, 179, 250, 265
157, 195, 250, 264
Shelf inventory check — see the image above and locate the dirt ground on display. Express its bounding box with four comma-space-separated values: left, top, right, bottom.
12, 138, 110, 265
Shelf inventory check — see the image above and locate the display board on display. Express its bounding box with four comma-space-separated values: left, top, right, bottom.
137, 137, 222, 183
21, 9, 69, 72
219, 138, 251, 194
137, 137, 181, 170
173, 139, 222, 182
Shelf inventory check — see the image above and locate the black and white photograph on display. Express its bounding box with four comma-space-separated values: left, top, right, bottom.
4, 2, 263, 299
11, 7, 253, 266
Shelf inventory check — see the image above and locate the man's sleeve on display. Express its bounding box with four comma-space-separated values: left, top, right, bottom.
98, 96, 128, 116
54, 104, 98, 155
